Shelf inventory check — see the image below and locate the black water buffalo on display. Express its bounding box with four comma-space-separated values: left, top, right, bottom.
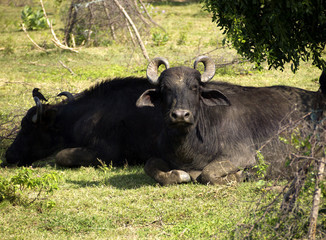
5, 77, 162, 167
136, 56, 326, 185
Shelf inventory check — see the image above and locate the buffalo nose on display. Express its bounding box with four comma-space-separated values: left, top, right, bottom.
170, 109, 192, 122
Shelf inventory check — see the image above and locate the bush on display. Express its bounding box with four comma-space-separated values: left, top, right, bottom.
0, 167, 61, 207
21, 6, 48, 30
152, 30, 169, 46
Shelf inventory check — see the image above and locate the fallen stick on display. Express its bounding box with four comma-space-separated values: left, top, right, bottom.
21, 23, 47, 52
59, 60, 76, 76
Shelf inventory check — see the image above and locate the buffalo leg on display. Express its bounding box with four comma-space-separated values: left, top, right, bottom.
55, 147, 98, 167
199, 160, 243, 185
144, 158, 191, 186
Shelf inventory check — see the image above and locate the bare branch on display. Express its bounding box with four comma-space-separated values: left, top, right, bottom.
112, 0, 150, 61
40, 0, 79, 53
125, 18, 137, 46
133, 0, 151, 26
21, 23, 47, 52
308, 155, 325, 239
58, 60, 76, 76
137, 0, 166, 32
102, 0, 117, 41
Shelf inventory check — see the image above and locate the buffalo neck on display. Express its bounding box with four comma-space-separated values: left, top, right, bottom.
162, 106, 222, 170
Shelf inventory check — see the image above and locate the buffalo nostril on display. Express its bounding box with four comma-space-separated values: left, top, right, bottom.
171, 112, 178, 119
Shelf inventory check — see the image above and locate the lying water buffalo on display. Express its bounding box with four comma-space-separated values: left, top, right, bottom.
136, 56, 326, 185
5, 77, 162, 167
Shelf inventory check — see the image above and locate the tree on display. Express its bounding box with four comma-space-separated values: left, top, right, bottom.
202, 0, 326, 72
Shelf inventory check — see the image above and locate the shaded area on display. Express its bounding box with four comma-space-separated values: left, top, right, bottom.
66, 170, 156, 189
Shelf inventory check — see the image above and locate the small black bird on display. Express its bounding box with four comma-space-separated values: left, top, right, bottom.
32, 88, 48, 102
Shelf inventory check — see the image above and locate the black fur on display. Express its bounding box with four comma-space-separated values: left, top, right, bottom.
137, 67, 326, 185
6, 77, 162, 167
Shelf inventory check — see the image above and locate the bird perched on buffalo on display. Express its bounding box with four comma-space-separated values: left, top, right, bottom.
32, 88, 48, 102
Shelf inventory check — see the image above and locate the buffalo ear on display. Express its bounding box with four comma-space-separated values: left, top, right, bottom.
136, 89, 160, 107
200, 88, 231, 106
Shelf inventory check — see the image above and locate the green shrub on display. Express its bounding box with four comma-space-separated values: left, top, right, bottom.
0, 167, 61, 206
21, 6, 48, 30
253, 151, 269, 179
152, 31, 169, 46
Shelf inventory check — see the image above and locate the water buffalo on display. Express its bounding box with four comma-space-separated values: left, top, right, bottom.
136, 56, 326, 185
5, 77, 162, 167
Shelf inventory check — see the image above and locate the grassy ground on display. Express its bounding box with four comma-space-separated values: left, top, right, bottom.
0, 0, 325, 239
0, 166, 278, 239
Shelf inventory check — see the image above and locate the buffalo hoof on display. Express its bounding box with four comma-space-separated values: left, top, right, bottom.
159, 170, 191, 186
200, 161, 241, 185
170, 170, 191, 183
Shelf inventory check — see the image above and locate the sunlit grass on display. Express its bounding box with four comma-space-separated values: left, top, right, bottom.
0, 165, 265, 239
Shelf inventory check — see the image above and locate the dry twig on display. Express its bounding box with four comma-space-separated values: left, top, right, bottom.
58, 60, 76, 76
137, 0, 166, 32
40, 0, 79, 53
308, 157, 325, 239
21, 23, 47, 52
112, 0, 150, 61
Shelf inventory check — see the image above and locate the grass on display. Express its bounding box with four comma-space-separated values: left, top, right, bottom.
0, 166, 268, 239
0, 0, 325, 239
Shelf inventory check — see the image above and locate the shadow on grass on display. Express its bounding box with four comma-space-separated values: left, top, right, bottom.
108, 172, 156, 189
66, 172, 156, 189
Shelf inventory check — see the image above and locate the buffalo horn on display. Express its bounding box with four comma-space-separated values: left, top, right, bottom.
146, 57, 170, 85
32, 97, 43, 123
58, 91, 75, 101
193, 56, 216, 82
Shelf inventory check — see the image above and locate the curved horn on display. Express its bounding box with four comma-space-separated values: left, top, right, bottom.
32, 97, 43, 123
146, 57, 170, 85
57, 91, 75, 102
193, 56, 216, 82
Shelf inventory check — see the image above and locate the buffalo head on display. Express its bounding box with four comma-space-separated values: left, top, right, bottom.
5, 92, 73, 166
136, 56, 230, 129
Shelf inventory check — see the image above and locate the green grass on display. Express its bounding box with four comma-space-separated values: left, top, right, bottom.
0, 166, 269, 239
0, 0, 325, 239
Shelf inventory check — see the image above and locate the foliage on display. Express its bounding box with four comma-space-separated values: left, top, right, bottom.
152, 30, 169, 46
202, 0, 326, 72
0, 167, 61, 206
21, 5, 48, 31
97, 158, 113, 174
236, 119, 326, 238
152, 28, 169, 47
253, 151, 269, 178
